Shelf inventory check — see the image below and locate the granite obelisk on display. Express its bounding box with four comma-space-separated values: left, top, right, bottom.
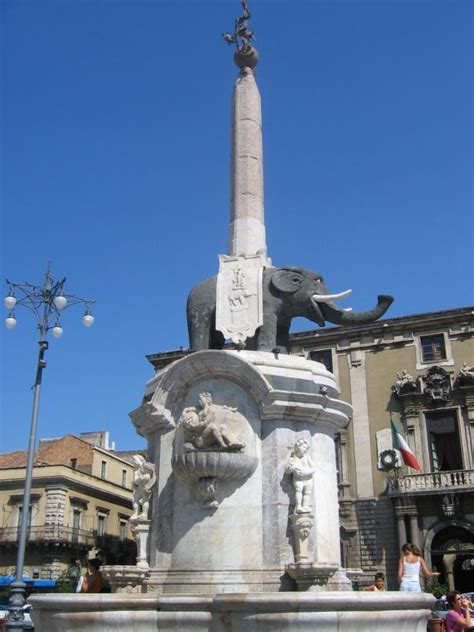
225, 0, 268, 261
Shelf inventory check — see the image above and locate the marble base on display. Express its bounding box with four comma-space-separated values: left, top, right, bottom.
30, 591, 435, 632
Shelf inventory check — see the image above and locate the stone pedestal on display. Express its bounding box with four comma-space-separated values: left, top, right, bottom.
130, 518, 151, 569
129, 350, 352, 594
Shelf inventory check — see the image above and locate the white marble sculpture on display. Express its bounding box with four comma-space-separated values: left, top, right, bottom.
457, 361, 474, 385
131, 454, 156, 520
392, 369, 418, 395
179, 392, 245, 451
285, 439, 315, 514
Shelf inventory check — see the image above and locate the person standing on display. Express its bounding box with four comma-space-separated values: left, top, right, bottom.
445, 591, 472, 631
397, 543, 440, 592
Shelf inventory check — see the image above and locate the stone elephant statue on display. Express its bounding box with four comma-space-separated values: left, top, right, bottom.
187, 266, 393, 353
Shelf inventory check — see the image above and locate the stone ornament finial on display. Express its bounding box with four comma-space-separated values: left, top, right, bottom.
130, 454, 156, 521
285, 439, 315, 514
222, 0, 259, 70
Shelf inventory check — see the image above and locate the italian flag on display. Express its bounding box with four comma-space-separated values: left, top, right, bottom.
391, 419, 422, 471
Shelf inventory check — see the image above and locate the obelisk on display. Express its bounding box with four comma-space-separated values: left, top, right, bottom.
216, 1, 269, 346
224, 1, 268, 261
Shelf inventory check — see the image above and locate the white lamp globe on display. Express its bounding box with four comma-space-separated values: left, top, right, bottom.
5, 316, 17, 329
53, 294, 67, 310
52, 325, 63, 338
83, 313, 94, 327
4, 295, 17, 310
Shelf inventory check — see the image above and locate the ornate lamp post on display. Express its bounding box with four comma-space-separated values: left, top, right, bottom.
4, 264, 95, 631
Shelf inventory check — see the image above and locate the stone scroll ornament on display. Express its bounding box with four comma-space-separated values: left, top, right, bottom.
171, 392, 257, 510
131, 454, 157, 521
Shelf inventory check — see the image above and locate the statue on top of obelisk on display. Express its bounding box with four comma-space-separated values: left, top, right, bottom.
222, 0, 259, 70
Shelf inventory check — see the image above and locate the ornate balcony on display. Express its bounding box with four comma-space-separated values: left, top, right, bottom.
386, 469, 474, 496
0, 525, 95, 547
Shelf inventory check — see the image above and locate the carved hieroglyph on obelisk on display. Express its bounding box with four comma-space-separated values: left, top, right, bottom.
217, 1, 270, 345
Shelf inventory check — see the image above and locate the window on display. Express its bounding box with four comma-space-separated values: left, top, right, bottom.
121, 469, 128, 487
17, 505, 32, 529
97, 514, 106, 537
421, 334, 446, 363
309, 349, 333, 373
426, 410, 462, 472
70, 458, 77, 469
100, 460, 107, 479
72, 509, 81, 531
119, 519, 127, 541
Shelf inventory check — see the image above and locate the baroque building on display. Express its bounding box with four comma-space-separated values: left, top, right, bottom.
0, 431, 137, 579
148, 306, 474, 591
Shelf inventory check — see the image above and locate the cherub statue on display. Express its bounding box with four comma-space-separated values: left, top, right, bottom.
180, 392, 244, 451
131, 454, 156, 520
285, 439, 315, 514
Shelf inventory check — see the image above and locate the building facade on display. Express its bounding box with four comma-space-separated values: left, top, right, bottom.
148, 306, 474, 591
0, 432, 137, 579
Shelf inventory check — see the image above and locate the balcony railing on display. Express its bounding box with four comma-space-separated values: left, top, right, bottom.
0, 525, 95, 547
387, 469, 474, 496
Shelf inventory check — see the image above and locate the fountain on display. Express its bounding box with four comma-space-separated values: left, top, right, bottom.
30, 2, 433, 629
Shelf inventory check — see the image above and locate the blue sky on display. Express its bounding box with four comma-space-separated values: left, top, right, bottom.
1, 0, 473, 454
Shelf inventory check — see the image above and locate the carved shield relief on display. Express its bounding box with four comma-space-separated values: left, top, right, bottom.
216, 253, 265, 344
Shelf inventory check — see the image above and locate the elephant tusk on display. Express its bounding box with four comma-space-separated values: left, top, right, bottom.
343, 307, 353, 312
312, 289, 352, 303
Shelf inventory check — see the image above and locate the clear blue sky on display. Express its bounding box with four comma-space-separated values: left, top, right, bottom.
1, 0, 473, 454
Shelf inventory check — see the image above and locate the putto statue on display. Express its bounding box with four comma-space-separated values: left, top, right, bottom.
285, 439, 315, 514
131, 454, 157, 520
179, 392, 245, 452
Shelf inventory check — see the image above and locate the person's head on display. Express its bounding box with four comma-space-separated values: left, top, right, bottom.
447, 591, 462, 611
411, 544, 422, 556
402, 543, 413, 555
374, 572, 385, 589
88, 558, 101, 572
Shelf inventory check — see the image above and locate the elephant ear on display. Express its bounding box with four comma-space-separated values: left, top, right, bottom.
271, 268, 304, 294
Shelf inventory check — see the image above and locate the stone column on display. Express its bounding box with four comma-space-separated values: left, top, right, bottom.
394, 499, 407, 549
229, 67, 268, 260
347, 351, 374, 498
408, 512, 420, 549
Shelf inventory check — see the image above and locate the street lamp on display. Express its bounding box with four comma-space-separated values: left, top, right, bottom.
4, 264, 95, 631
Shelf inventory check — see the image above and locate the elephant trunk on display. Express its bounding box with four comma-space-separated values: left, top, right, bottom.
320, 295, 394, 326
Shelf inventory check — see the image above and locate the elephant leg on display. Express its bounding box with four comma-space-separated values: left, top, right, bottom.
209, 312, 225, 350
256, 313, 279, 352
188, 311, 212, 351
